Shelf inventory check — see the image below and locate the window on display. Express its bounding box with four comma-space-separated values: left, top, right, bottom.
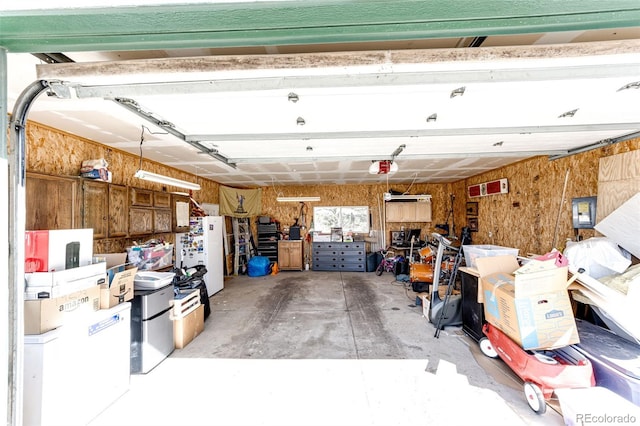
313, 206, 369, 234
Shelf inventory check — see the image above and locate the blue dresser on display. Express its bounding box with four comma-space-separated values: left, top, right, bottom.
312, 242, 366, 272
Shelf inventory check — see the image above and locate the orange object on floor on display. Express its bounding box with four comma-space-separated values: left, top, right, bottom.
410, 263, 434, 283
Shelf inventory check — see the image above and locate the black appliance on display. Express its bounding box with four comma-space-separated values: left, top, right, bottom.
391, 231, 405, 246
289, 226, 301, 240
460, 270, 484, 341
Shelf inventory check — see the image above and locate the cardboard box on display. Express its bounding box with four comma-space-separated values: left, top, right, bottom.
25, 229, 94, 272
100, 267, 136, 309
24, 285, 101, 334
94, 253, 128, 269
173, 304, 204, 349
478, 255, 578, 350
24, 272, 105, 300
25, 262, 107, 292
462, 244, 519, 269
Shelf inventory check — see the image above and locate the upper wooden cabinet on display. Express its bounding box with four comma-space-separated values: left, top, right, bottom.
153, 209, 172, 233
129, 187, 153, 207
171, 193, 191, 232
82, 181, 129, 239
385, 202, 432, 223
26, 172, 180, 239
26, 173, 81, 230
108, 185, 129, 237
153, 192, 171, 208
129, 188, 175, 234
82, 180, 109, 239
129, 207, 154, 236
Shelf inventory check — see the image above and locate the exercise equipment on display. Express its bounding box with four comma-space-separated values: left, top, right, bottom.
430, 233, 463, 336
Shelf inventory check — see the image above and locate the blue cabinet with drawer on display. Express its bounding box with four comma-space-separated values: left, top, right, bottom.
312, 242, 366, 272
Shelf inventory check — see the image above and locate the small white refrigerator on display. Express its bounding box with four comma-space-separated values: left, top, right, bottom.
175, 216, 224, 295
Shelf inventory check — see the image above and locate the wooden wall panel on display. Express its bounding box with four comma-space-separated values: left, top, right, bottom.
464, 139, 640, 256
597, 150, 640, 221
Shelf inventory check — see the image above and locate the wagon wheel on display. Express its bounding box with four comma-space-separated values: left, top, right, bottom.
479, 337, 498, 358
523, 381, 547, 414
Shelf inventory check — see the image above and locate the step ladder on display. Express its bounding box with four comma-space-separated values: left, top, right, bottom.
232, 217, 253, 275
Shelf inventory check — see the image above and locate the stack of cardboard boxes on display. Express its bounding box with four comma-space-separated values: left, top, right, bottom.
475, 254, 579, 350
23, 228, 137, 425
24, 229, 136, 334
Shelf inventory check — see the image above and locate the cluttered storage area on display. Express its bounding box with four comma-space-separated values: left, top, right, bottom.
18, 142, 640, 424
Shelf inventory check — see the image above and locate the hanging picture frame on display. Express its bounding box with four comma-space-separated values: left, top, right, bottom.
468, 217, 479, 232
466, 202, 478, 216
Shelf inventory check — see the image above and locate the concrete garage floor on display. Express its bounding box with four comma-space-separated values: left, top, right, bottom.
90, 271, 564, 426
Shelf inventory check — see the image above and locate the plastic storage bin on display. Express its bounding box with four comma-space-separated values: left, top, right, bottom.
462, 244, 519, 269
127, 244, 174, 270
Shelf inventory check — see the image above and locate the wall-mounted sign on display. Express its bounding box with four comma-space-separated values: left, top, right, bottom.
468, 178, 509, 198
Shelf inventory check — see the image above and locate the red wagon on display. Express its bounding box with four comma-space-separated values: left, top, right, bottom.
479, 323, 595, 414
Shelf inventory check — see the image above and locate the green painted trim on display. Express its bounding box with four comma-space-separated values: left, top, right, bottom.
0, 49, 6, 157
1, 1, 640, 52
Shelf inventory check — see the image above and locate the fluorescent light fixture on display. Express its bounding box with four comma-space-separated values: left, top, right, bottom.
276, 196, 320, 202
134, 169, 201, 190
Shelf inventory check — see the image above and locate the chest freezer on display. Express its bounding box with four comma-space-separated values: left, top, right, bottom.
23, 302, 131, 426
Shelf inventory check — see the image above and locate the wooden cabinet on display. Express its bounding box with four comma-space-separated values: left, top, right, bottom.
129, 207, 154, 235
171, 193, 191, 232
278, 240, 304, 271
153, 209, 172, 233
108, 185, 128, 237
82, 180, 109, 239
385, 202, 432, 222
153, 192, 171, 209
26, 173, 81, 230
129, 188, 153, 207
129, 188, 174, 234
83, 181, 129, 238
26, 172, 175, 239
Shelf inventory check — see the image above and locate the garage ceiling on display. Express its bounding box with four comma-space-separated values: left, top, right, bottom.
3, 2, 640, 187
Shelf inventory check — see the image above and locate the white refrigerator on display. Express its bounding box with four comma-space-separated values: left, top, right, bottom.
175, 216, 224, 295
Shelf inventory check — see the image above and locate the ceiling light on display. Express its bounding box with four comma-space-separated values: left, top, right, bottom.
450, 86, 466, 98
134, 169, 201, 190
426, 113, 437, 122
296, 117, 306, 125
493, 141, 504, 146
558, 109, 578, 118
369, 160, 398, 175
276, 196, 320, 202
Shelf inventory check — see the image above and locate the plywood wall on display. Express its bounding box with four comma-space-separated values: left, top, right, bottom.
465, 139, 640, 255
25, 121, 220, 205
25, 120, 640, 257
597, 149, 640, 221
